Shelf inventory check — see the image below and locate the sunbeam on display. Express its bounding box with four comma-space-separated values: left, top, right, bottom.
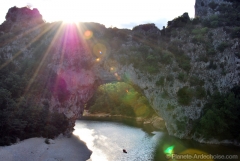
24, 22, 65, 94
0, 23, 47, 70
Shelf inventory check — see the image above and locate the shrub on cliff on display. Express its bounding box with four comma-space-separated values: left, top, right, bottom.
194, 86, 206, 99
202, 1, 240, 27
0, 98, 68, 145
177, 86, 193, 105
156, 76, 165, 87
208, 1, 218, 10
194, 88, 240, 141
0, 26, 69, 146
167, 13, 190, 28
217, 42, 229, 52
231, 27, 240, 38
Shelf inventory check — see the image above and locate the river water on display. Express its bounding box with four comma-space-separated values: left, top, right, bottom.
73, 120, 240, 161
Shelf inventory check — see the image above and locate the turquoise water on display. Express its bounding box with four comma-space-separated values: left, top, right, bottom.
73, 120, 240, 161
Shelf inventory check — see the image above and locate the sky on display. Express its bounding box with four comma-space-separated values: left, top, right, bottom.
0, 0, 195, 29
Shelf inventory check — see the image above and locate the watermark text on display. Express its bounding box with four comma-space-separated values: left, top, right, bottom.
166, 153, 238, 160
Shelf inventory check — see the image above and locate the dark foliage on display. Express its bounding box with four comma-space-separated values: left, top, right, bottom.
156, 77, 165, 87
208, 1, 219, 10
132, 23, 159, 32
0, 24, 69, 146
194, 87, 240, 141
177, 86, 193, 105
203, 1, 240, 27
167, 13, 190, 28
167, 43, 191, 72
217, 42, 229, 52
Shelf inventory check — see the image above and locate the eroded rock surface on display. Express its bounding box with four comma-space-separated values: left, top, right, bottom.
0, 7, 98, 134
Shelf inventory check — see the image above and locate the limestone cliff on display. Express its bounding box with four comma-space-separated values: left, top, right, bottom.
0, 7, 98, 134
91, 8, 240, 143
1, 2, 239, 144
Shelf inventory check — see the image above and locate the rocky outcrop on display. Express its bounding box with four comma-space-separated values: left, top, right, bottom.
0, 6, 44, 33
167, 13, 190, 28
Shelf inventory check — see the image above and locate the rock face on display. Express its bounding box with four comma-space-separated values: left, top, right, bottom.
0, 7, 98, 134
0, 6, 44, 33
113, 26, 240, 139
195, 0, 231, 17
46, 27, 97, 133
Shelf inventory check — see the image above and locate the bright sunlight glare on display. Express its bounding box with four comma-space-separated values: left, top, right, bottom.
0, 0, 195, 29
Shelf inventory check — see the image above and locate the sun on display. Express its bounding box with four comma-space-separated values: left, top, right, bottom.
61, 16, 79, 24
35, 0, 116, 26
56, 11, 80, 24
39, 0, 85, 23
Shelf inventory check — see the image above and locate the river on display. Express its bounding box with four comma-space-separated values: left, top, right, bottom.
73, 120, 240, 161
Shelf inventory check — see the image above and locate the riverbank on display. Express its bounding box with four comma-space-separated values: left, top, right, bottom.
80, 112, 240, 147
80, 110, 166, 131
0, 135, 92, 161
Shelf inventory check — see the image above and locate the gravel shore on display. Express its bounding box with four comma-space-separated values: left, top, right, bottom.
0, 135, 92, 161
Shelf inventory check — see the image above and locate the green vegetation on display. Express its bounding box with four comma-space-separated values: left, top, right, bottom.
166, 103, 175, 111
191, 27, 208, 44
161, 89, 169, 99
177, 83, 205, 102
207, 47, 216, 55
189, 76, 205, 86
156, 76, 165, 87
0, 73, 68, 145
231, 27, 240, 39
166, 74, 174, 82
167, 44, 191, 72
198, 54, 209, 63
208, 60, 217, 70
208, 1, 218, 10
160, 50, 173, 65
88, 82, 154, 118
176, 119, 186, 131
194, 86, 206, 99
177, 86, 193, 105
178, 72, 187, 82
0, 25, 69, 146
194, 86, 240, 141
203, 1, 240, 27
217, 42, 229, 52
192, 27, 208, 35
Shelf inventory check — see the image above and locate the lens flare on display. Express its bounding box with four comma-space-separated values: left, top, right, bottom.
164, 145, 174, 154
93, 43, 107, 58
110, 66, 116, 71
84, 30, 93, 39
114, 73, 121, 80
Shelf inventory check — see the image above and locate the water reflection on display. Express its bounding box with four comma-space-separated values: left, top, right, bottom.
74, 120, 240, 161
73, 120, 161, 161
154, 134, 240, 161
73, 126, 108, 161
